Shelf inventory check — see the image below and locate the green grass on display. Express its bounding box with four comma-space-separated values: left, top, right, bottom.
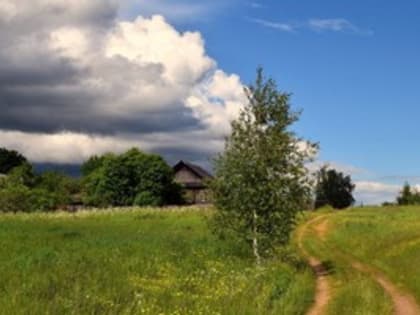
325, 206, 420, 303
0, 207, 314, 315
298, 212, 393, 315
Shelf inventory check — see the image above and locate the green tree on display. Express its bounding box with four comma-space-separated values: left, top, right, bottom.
36, 171, 81, 207
0, 148, 28, 174
81, 154, 112, 176
82, 148, 182, 207
396, 183, 420, 205
211, 68, 317, 264
0, 185, 33, 213
314, 166, 355, 209
6, 163, 36, 188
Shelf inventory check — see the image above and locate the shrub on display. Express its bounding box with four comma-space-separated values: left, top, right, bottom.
133, 191, 163, 207
29, 189, 66, 212
0, 185, 33, 213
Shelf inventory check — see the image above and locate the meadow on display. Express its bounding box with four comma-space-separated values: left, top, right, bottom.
0, 207, 314, 315
299, 206, 420, 315
325, 206, 420, 302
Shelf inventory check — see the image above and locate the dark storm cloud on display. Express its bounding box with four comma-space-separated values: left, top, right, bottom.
0, 79, 202, 135
0, 54, 84, 87
0, 39, 203, 135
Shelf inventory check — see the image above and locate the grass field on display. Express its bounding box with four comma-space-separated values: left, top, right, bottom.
325, 206, 420, 302
298, 206, 420, 315
0, 207, 314, 315
297, 211, 393, 315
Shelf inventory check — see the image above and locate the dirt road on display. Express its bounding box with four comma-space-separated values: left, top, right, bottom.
299, 214, 420, 315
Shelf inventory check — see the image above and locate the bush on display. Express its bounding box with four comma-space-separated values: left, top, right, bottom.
133, 191, 163, 207
29, 189, 66, 212
0, 185, 33, 213
0, 186, 67, 213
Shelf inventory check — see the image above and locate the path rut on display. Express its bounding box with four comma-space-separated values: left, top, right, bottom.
301, 214, 420, 315
297, 216, 332, 315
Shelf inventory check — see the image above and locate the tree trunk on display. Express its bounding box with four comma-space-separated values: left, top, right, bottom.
252, 210, 261, 266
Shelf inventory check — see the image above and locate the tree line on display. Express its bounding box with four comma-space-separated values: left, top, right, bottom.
0, 148, 184, 212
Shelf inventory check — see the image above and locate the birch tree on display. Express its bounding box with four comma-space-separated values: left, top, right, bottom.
211, 68, 317, 264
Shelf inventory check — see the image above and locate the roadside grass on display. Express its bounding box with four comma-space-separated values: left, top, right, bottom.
297, 211, 393, 315
325, 206, 420, 303
0, 207, 314, 315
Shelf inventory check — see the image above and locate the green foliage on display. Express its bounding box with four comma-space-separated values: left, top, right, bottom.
0, 147, 27, 174
0, 208, 314, 314
82, 148, 182, 207
0, 162, 80, 212
81, 154, 112, 176
0, 181, 70, 213
211, 68, 317, 262
6, 163, 36, 187
0, 184, 33, 212
314, 166, 355, 209
28, 188, 66, 212
35, 171, 81, 209
396, 183, 420, 205
134, 191, 163, 207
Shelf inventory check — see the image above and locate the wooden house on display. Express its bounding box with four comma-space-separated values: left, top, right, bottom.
173, 160, 213, 204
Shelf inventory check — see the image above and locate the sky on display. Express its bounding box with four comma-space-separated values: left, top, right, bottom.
1, 0, 419, 204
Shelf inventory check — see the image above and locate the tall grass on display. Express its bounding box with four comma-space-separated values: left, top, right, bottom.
0, 207, 313, 315
325, 206, 420, 303
298, 211, 393, 315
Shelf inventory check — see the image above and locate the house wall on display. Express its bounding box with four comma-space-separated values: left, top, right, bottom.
184, 188, 213, 204
174, 166, 202, 185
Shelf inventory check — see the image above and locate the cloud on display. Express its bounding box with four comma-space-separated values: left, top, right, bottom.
308, 18, 373, 35
247, 18, 295, 32
0, 130, 223, 165
249, 16, 373, 36
306, 160, 368, 177
0, 0, 246, 165
248, 2, 265, 9
354, 181, 401, 205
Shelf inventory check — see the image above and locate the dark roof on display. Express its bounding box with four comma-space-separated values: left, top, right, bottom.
173, 160, 213, 179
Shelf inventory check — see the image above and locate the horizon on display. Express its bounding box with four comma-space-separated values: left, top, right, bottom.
1, 0, 419, 204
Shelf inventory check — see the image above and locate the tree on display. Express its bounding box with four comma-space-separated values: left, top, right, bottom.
81, 154, 111, 176
6, 163, 36, 188
0, 185, 33, 213
314, 166, 355, 209
0, 148, 27, 174
82, 148, 183, 207
0, 166, 74, 212
211, 68, 317, 264
396, 183, 420, 205
36, 171, 80, 206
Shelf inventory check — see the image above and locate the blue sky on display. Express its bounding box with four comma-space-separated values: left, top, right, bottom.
120, 0, 420, 203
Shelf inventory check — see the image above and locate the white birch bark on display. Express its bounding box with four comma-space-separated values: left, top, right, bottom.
252, 210, 261, 265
